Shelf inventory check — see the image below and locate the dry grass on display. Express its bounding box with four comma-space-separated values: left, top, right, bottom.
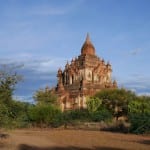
0, 129, 150, 150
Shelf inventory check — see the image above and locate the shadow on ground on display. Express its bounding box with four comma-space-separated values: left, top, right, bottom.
137, 140, 150, 145
0, 133, 10, 148
0, 133, 9, 139
18, 144, 126, 150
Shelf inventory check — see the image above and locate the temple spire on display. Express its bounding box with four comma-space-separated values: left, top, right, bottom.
86, 33, 90, 43
81, 33, 95, 55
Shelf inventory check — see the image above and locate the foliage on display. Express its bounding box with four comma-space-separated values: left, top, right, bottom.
128, 113, 150, 134
86, 97, 112, 122
63, 109, 89, 122
128, 97, 150, 134
128, 96, 150, 114
89, 107, 112, 122
0, 103, 9, 126
86, 97, 102, 113
0, 100, 31, 128
95, 88, 136, 120
33, 87, 57, 105
28, 104, 63, 127
0, 64, 22, 104
0, 64, 28, 128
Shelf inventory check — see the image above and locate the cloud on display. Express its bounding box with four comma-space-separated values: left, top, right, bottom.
23, 58, 66, 73
117, 74, 150, 95
137, 92, 150, 96
13, 95, 34, 103
0, 56, 67, 74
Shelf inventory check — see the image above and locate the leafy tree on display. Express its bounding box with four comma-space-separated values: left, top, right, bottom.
0, 64, 22, 104
0, 64, 31, 128
33, 87, 57, 105
95, 88, 136, 120
128, 96, 150, 114
86, 97, 102, 113
128, 97, 150, 134
86, 97, 112, 122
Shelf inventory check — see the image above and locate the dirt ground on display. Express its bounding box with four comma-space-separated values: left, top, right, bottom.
0, 129, 150, 150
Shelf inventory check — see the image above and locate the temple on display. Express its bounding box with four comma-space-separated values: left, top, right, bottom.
55, 34, 117, 111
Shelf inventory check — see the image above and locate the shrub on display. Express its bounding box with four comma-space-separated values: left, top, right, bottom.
0, 103, 9, 127
28, 104, 63, 127
90, 107, 112, 122
128, 97, 150, 134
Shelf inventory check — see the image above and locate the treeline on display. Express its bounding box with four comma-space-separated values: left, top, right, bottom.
0, 65, 150, 134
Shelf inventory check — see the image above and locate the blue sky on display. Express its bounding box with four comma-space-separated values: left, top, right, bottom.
0, 0, 150, 102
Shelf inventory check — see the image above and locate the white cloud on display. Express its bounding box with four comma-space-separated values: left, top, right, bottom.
13, 95, 34, 103
137, 92, 150, 96
116, 73, 150, 95
24, 58, 66, 73
0, 57, 67, 74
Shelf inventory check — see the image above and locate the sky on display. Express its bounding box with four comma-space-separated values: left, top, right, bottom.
0, 0, 150, 102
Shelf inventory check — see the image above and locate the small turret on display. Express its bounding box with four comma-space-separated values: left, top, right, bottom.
65, 61, 69, 69
101, 59, 105, 64
57, 68, 62, 77
113, 80, 117, 88
56, 68, 64, 92
71, 58, 75, 65
107, 61, 112, 71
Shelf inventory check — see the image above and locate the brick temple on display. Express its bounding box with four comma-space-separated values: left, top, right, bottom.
55, 34, 117, 111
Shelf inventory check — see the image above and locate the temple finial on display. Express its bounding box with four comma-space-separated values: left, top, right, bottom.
86, 33, 90, 42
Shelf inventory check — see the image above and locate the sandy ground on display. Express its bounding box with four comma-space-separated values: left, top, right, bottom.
0, 129, 150, 150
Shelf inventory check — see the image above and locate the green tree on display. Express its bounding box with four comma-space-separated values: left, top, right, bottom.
86, 97, 112, 122
95, 88, 136, 120
33, 87, 57, 105
86, 97, 102, 113
0, 64, 22, 104
128, 97, 150, 133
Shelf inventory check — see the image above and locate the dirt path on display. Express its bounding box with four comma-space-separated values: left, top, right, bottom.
0, 129, 150, 150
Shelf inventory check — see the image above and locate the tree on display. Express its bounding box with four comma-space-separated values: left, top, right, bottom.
86, 97, 112, 122
95, 88, 136, 120
86, 97, 102, 113
128, 97, 150, 133
0, 64, 22, 104
33, 87, 57, 105
128, 96, 150, 114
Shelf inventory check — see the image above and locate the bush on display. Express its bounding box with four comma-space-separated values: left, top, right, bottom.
0, 103, 9, 127
90, 107, 112, 122
28, 104, 63, 127
128, 113, 150, 134
63, 109, 90, 123
128, 97, 150, 134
